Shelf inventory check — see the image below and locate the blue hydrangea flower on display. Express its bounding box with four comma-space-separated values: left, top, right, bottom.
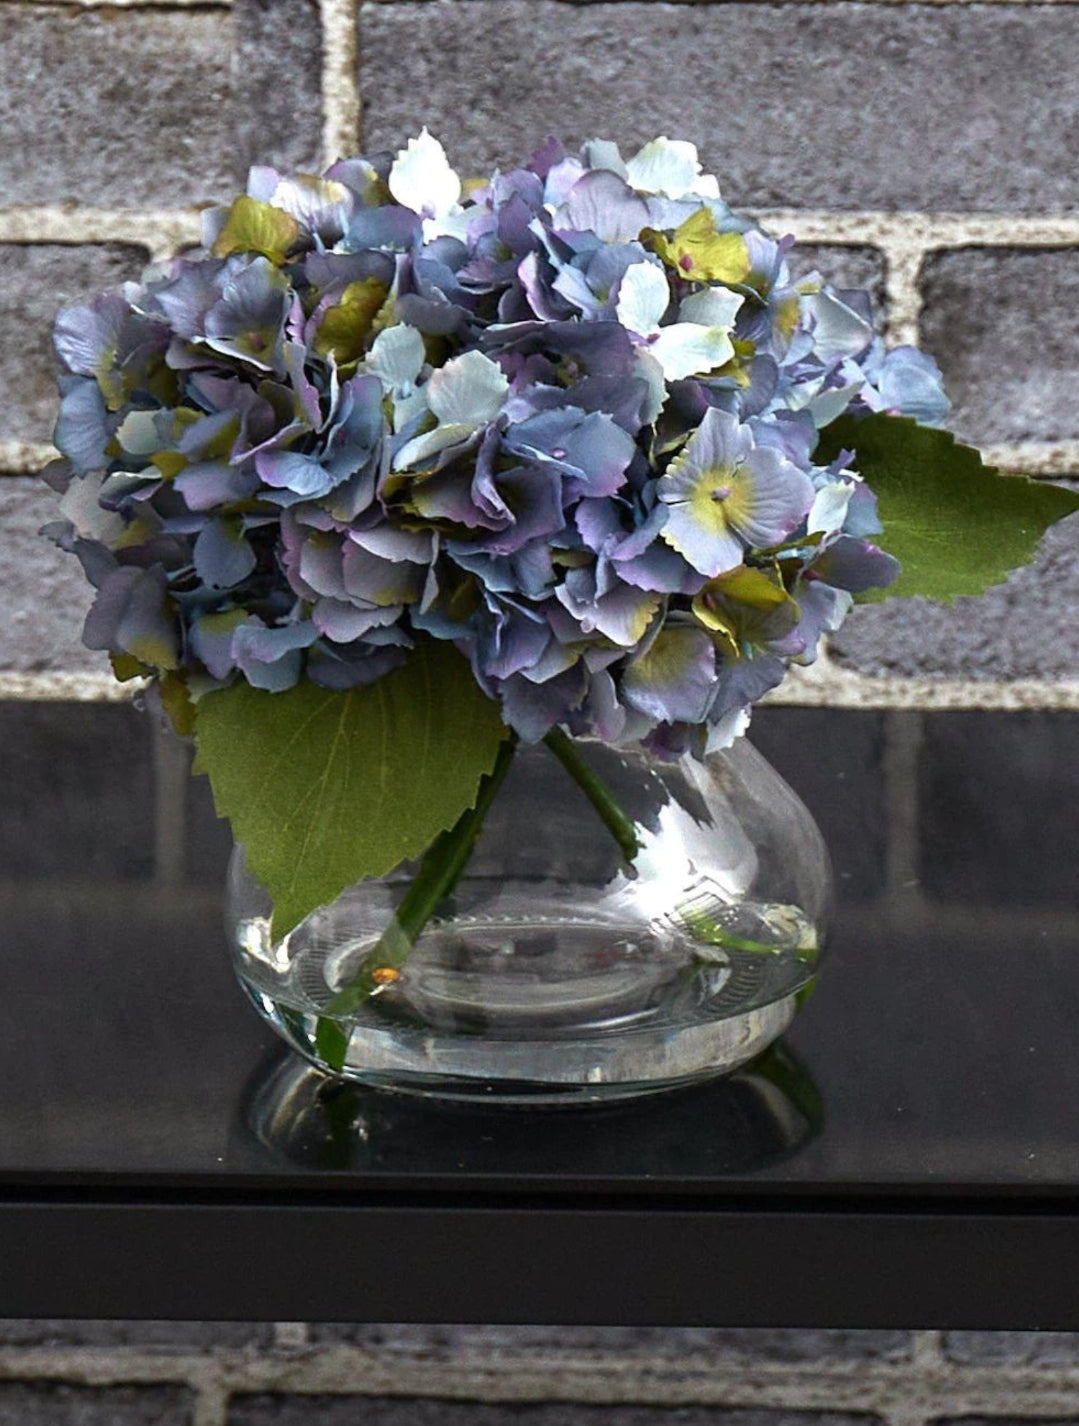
45, 129, 917, 753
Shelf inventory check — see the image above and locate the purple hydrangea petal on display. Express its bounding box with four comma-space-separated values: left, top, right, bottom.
231, 618, 318, 691
621, 626, 717, 724
83, 564, 180, 670
311, 597, 402, 642
503, 407, 636, 499
190, 608, 247, 679
556, 170, 651, 242
307, 640, 410, 689
192, 518, 257, 590
496, 665, 588, 742
54, 378, 114, 473
341, 540, 426, 606
811, 536, 901, 593
176, 462, 258, 512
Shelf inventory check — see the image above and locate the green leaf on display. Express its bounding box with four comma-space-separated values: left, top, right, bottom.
817, 414, 1079, 603
193, 640, 510, 937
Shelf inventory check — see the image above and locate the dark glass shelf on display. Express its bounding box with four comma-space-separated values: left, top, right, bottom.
1, 703, 1077, 1326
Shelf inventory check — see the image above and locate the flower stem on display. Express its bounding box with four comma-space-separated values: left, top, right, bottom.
542, 726, 643, 865
313, 733, 518, 1068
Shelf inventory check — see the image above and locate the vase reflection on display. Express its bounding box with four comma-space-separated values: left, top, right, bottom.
236, 1039, 823, 1177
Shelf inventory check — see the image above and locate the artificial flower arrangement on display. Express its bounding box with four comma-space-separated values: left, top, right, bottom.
44, 131, 1079, 1066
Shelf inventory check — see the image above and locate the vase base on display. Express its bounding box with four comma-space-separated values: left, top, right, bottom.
239, 915, 815, 1103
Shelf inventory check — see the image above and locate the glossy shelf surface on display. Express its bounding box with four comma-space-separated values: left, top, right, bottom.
1, 704, 1077, 1325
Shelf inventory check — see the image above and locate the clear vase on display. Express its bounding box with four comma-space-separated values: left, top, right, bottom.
226, 736, 832, 1104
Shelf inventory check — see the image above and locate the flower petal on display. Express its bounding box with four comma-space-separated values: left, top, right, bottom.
388, 128, 461, 218
649, 322, 735, 381
426, 349, 509, 427
622, 626, 717, 723
615, 260, 669, 337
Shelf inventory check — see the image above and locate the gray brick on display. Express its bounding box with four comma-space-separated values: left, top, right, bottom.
0, 1319, 270, 1350
944, 1330, 1079, 1366
0, 245, 149, 449
310, 1325, 908, 1361
0, 1383, 193, 1426
0, 4, 320, 209
828, 507, 1079, 681
358, 3, 1079, 211
233, 0, 325, 178
230, 1403, 881, 1426
786, 247, 886, 325
0, 479, 104, 674
920, 250, 1079, 445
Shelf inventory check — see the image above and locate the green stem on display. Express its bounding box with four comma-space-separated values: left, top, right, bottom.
542, 727, 642, 865
314, 734, 518, 1067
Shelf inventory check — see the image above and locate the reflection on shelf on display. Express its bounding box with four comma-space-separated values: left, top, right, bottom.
236, 1040, 823, 1179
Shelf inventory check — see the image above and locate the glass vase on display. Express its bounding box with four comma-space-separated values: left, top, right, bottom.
226, 736, 832, 1104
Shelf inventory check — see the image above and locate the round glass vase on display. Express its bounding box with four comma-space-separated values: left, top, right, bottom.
226, 735, 832, 1104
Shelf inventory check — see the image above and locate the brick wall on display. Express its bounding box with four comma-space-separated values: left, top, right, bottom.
2, 0, 1078, 1420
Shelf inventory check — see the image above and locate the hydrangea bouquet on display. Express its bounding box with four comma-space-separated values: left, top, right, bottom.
45, 131, 1079, 1029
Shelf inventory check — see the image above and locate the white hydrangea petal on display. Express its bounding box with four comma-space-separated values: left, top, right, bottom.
393, 387, 430, 432
425, 350, 509, 427
808, 480, 854, 537
650, 323, 735, 382
266, 173, 351, 231
615, 260, 670, 338
389, 128, 461, 218
678, 287, 743, 329
422, 207, 471, 244
59, 470, 128, 544
581, 138, 628, 178
394, 422, 477, 471
798, 379, 860, 427
705, 705, 752, 755
116, 410, 161, 457
802, 289, 873, 362
625, 137, 701, 198
634, 348, 669, 424
368, 324, 426, 394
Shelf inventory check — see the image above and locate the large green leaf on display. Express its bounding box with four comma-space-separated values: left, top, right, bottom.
193, 640, 509, 937
818, 414, 1079, 603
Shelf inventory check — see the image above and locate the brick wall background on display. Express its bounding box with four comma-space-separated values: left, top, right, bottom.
2, 0, 1079, 1420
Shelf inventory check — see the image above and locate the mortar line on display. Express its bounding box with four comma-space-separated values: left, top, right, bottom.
191, 1379, 230, 1426
9, 1345, 1079, 1412
879, 240, 924, 347
4, 207, 1078, 250
911, 1330, 945, 1368
320, 0, 362, 166
0, 206, 199, 260
4, 663, 1079, 711
273, 1323, 312, 1351
753, 210, 1079, 248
